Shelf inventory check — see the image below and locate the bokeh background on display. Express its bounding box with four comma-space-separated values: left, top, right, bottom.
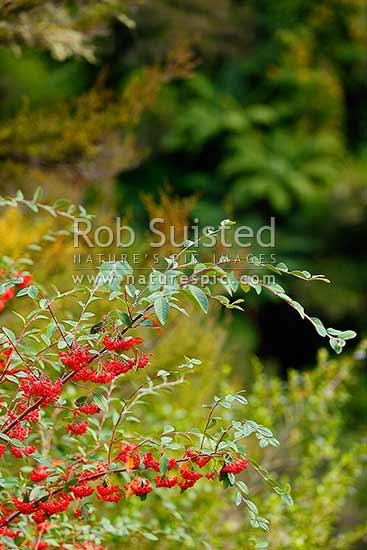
0, 1, 366, 548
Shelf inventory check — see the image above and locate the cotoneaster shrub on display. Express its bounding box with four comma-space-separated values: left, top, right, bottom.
0, 190, 356, 549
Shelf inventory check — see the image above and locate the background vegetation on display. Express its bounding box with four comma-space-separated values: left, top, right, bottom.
0, 1, 365, 548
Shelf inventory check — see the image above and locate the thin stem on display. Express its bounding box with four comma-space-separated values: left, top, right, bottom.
47, 302, 70, 349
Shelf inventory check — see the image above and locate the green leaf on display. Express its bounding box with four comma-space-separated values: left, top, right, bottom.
0, 477, 18, 488
5, 375, 19, 385
98, 261, 133, 290
160, 455, 169, 476
30, 486, 48, 501
26, 201, 38, 213
220, 472, 231, 488
53, 198, 70, 208
290, 270, 311, 279
241, 283, 251, 293
143, 533, 159, 541
290, 300, 305, 319
281, 493, 294, 506
92, 393, 108, 412
58, 340, 68, 349
188, 285, 208, 313
157, 370, 170, 377
338, 330, 357, 340
18, 285, 38, 299
154, 296, 170, 325
310, 317, 327, 337
249, 281, 262, 295
245, 499, 258, 514
7, 438, 26, 450
327, 328, 357, 340
125, 284, 137, 298
117, 311, 131, 326
2, 327, 16, 344
276, 262, 288, 271
39, 298, 49, 310
236, 480, 249, 495
233, 394, 248, 405
266, 282, 285, 295
81, 503, 90, 520
329, 337, 345, 354
32, 187, 43, 202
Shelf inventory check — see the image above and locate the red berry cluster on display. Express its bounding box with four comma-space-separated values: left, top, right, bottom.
37, 493, 72, 518
8, 422, 30, 441
36, 521, 50, 533
20, 373, 62, 406
117, 444, 141, 469
168, 458, 177, 470
30, 466, 51, 482
179, 465, 203, 489
70, 483, 94, 498
221, 457, 249, 474
0, 271, 32, 312
12, 497, 36, 515
185, 449, 211, 468
154, 475, 179, 488
142, 452, 177, 472
125, 478, 152, 497
0, 526, 21, 539
59, 345, 94, 370
10, 445, 36, 459
6, 397, 40, 424
95, 358, 132, 380
143, 452, 160, 472
1, 447, 251, 535
103, 335, 144, 351
136, 353, 150, 369
96, 485, 122, 502
60, 347, 149, 385
66, 421, 88, 436
0, 347, 12, 371
77, 404, 100, 415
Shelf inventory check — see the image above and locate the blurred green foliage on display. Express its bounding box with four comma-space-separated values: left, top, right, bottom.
117, 0, 366, 359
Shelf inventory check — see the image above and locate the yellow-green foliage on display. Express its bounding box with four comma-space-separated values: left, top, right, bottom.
0, 206, 75, 289
0, 207, 50, 258
0, 37, 195, 202
143, 308, 230, 424
0, 0, 135, 61
112, 345, 366, 549
246, 346, 366, 549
